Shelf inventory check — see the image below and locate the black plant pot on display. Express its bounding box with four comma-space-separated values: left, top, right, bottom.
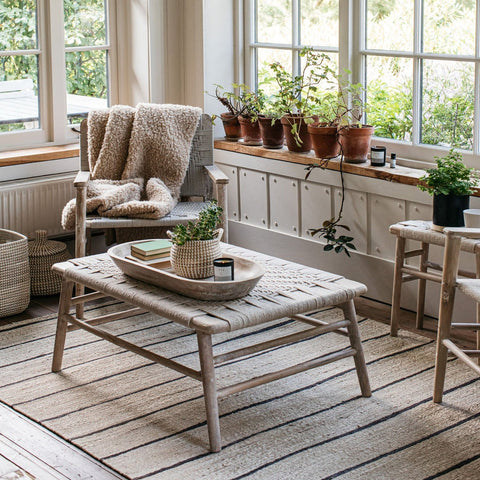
432, 194, 470, 230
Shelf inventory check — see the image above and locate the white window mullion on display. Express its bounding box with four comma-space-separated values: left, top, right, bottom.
473, 0, 480, 156
45, 0, 67, 144
411, 0, 423, 146
292, 0, 300, 77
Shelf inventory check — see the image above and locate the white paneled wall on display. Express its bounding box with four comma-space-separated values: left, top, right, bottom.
214, 148, 480, 321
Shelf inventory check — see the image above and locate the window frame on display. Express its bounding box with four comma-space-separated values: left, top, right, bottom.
245, 0, 480, 168
0, 0, 118, 152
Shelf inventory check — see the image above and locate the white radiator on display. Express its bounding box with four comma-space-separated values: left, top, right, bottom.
0, 174, 76, 239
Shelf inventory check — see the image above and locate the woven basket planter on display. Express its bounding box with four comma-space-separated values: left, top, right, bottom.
170, 229, 223, 279
0, 229, 30, 318
28, 230, 72, 296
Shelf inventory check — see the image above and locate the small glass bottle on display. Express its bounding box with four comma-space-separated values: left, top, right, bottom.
390, 153, 396, 168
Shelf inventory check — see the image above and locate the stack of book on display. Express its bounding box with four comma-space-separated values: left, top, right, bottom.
127, 239, 172, 266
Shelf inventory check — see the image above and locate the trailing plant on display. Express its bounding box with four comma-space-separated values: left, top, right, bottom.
418, 149, 478, 196
305, 138, 356, 257
169, 201, 223, 246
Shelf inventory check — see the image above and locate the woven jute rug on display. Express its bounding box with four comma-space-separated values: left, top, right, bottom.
1, 303, 479, 480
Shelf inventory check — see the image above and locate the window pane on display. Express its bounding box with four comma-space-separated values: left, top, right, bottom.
0, 55, 39, 132
257, 48, 293, 95
366, 0, 413, 52
0, 0, 37, 50
301, 0, 338, 48
421, 60, 474, 150
257, 0, 292, 44
64, 0, 106, 47
366, 56, 412, 142
65, 50, 108, 124
423, 0, 475, 55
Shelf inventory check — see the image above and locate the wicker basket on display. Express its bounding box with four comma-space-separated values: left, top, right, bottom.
28, 230, 71, 296
170, 229, 223, 279
0, 229, 30, 318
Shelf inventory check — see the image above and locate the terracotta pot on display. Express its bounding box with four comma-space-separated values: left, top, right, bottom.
281, 115, 315, 152
238, 116, 262, 145
307, 124, 340, 159
338, 125, 374, 163
220, 113, 242, 141
258, 116, 284, 149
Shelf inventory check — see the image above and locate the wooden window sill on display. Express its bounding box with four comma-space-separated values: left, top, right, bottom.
0, 144, 79, 167
214, 139, 480, 196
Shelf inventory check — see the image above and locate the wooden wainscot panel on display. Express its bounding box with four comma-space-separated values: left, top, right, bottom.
334, 188, 368, 254
269, 174, 300, 236
239, 168, 269, 228
369, 194, 406, 259
300, 181, 333, 241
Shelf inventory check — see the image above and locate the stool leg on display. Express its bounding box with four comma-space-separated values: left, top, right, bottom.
416, 242, 430, 330
197, 332, 221, 452
391, 236, 406, 336
341, 300, 371, 397
476, 252, 480, 366
52, 279, 74, 372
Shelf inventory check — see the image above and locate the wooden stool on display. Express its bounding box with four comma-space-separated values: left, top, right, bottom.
389, 220, 480, 337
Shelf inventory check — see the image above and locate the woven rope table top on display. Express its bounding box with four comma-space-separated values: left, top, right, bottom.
390, 220, 480, 253
54, 244, 367, 334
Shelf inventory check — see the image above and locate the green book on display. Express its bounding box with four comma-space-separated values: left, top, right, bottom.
131, 239, 172, 256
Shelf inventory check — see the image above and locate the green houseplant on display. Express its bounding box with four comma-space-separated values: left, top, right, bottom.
168, 202, 224, 278
418, 149, 478, 230
209, 84, 244, 141
269, 47, 336, 152
336, 75, 374, 163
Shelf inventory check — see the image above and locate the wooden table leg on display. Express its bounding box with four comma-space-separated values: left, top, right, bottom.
341, 300, 371, 397
390, 235, 406, 336
52, 279, 74, 372
197, 332, 221, 452
416, 242, 430, 330
476, 251, 480, 366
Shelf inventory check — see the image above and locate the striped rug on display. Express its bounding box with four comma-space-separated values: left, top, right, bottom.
1, 302, 479, 480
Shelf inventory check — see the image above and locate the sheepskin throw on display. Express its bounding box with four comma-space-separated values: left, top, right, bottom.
62, 103, 202, 230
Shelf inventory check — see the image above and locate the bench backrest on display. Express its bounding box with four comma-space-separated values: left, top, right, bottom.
79, 113, 214, 200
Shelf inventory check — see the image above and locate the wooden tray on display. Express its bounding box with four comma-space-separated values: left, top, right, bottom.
108, 241, 265, 301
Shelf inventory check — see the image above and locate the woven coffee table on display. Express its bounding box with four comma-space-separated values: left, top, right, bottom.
51, 243, 371, 452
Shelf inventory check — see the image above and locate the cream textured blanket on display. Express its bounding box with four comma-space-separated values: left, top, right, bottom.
62, 103, 202, 230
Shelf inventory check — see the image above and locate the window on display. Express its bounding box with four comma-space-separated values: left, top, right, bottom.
247, 0, 480, 164
0, 0, 116, 150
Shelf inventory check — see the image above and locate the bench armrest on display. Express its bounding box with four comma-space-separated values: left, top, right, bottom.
204, 165, 229, 185
74, 170, 90, 187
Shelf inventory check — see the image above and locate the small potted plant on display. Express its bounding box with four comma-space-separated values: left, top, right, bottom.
336, 76, 374, 163
418, 149, 478, 231
168, 201, 224, 279
236, 84, 265, 145
307, 92, 341, 159
209, 84, 244, 141
270, 47, 336, 153
255, 92, 285, 149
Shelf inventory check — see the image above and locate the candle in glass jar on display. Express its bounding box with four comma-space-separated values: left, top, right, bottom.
370, 146, 386, 166
213, 258, 234, 281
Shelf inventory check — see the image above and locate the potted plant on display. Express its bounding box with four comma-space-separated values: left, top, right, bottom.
255, 91, 285, 149
236, 84, 264, 145
168, 201, 224, 279
270, 47, 336, 153
418, 149, 478, 231
336, 77, 374, 163
307, 92, 341, 159
209, 84, 244, 141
